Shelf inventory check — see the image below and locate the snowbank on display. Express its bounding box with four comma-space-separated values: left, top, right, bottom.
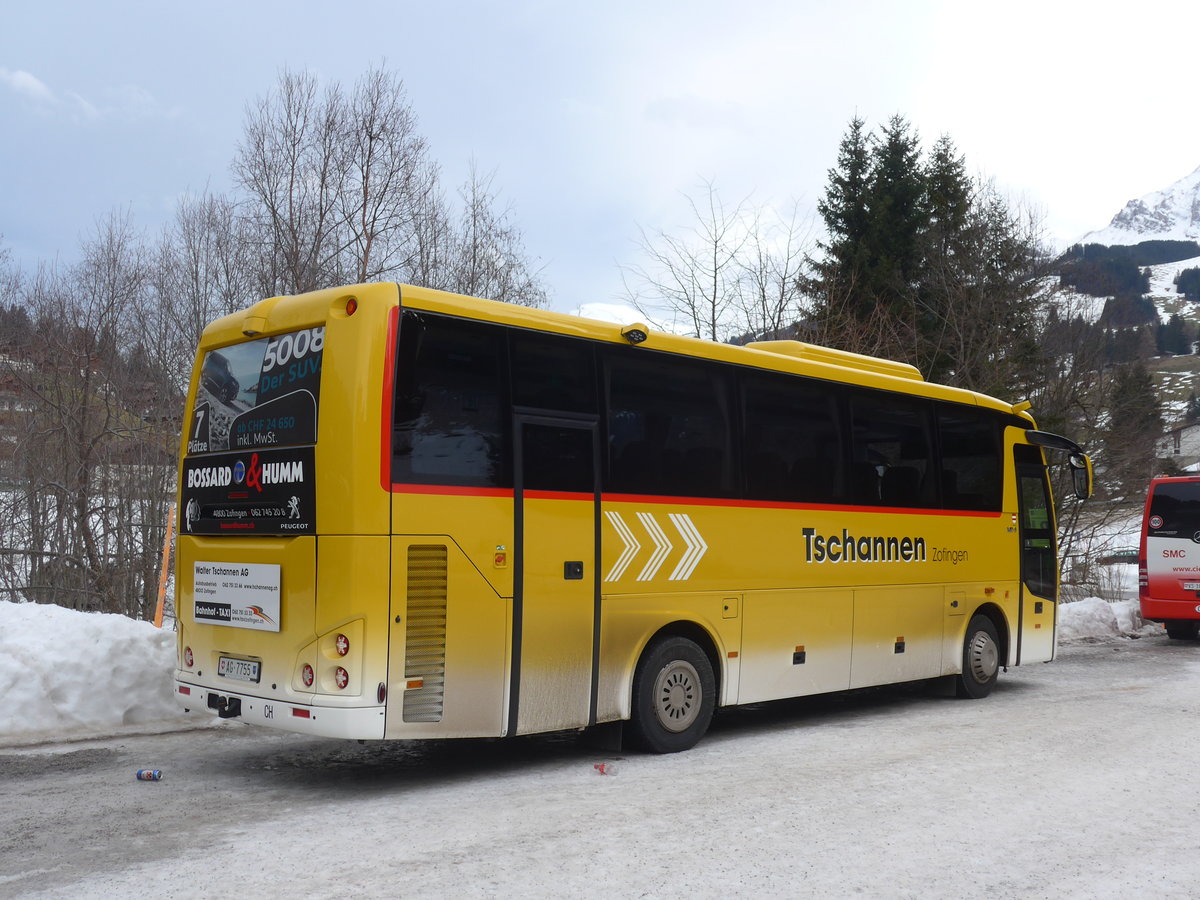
0, 601, 181, 744
0, 596, 1161, 745
1056, 596, 1155, 641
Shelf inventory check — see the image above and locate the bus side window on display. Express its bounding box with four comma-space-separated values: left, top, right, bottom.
742, 373, 844, 503
936, 407, 1002, 511
849, 395, 936, 508
392, 312, 512, 488
511, 331, 597, 413
605, 351, 734, 498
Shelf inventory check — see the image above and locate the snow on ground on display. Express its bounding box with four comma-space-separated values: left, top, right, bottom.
0, 602, 184, 746
0, 594, 1159, 747
1147, 254, 1200, 300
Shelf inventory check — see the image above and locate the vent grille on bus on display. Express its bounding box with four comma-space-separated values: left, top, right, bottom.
403, 544, 448, 723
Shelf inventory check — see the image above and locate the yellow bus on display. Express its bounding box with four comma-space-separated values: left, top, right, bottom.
173, 282, 1092, 752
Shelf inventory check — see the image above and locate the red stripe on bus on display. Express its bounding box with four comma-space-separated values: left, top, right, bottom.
379, 305, 399, 492
390, 483, 515, 498
385, 483, 1001, 516
524, 490, 595, 502
601, 492, 1002, 517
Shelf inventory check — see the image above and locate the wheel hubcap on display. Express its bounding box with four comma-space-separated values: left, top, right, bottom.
653, 660, 701, 733
967, 630, 999, 684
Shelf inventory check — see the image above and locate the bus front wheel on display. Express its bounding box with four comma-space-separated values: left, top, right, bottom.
955, 615, 1000, 699
628, 636, 715, 753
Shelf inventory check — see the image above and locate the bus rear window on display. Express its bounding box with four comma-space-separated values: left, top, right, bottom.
187, 327, 324, 454
1148, 482, 1200, 536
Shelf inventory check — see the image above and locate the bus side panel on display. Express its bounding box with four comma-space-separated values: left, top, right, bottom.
849, 586, 943, 689
1018, 589, 1055, 664
384, 537, 510, 739
737, 589, 852, 704
315, 284, 397, 537
595, 592, 739, 723
939, 584, 1022, 672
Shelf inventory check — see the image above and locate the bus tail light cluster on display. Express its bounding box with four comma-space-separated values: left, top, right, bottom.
295, 621, 365, 695
184, 647, 194, 668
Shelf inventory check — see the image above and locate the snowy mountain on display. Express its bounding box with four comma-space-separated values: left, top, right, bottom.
1081, 165, 1200, 245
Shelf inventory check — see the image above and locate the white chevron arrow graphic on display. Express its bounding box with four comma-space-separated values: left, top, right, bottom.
636, 512, 673, 581
667, 513, 708, 580
604, 511, 641, 582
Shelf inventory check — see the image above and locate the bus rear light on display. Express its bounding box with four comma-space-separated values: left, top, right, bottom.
345, 297, 358, 316
335, 667, 349, 690
377, 682, 387, 704
179, 685, 192, 696
335, 633, 350, 656
302, 664, 315, 687
184, 647, 194, 668
292, 707, 310, 719
406, 679, 424, 689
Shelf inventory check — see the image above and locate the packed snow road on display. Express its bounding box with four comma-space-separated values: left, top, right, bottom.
3, 634, 1200, 899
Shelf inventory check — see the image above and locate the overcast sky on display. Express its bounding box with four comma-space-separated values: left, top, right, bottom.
3, 0, 1198, 313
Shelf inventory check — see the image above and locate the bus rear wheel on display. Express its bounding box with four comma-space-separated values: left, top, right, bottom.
1165, 620, 1200, 640
955, 615, 1000, 699
628, 636, 715, 753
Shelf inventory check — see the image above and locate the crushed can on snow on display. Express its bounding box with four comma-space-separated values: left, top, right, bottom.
135, 769, 163, 782
592, 762, 619, 776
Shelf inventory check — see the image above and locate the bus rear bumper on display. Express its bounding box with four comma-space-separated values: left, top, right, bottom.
1139, 597, 1200, 622
174, 678, 386, 740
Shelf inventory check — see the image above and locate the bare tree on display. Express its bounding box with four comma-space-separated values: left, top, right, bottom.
0, 215, 175, 617
623, 181, 750, 341
234, 69, 351, 295
342, 66, 439, 284
446, 163, 548, 307
146, 190, 255, 393
624, 181, 813, 342
736, 202, 812, 341
233, 66, 547, 306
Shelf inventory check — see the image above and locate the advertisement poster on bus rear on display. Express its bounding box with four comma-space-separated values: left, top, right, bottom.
181, 445, 316, 535
182, 327, 323, 535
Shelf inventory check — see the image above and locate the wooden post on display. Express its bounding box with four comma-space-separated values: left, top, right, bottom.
153, 504, 176, 628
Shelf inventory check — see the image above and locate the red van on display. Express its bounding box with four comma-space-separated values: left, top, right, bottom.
1140, 475, 1200, 639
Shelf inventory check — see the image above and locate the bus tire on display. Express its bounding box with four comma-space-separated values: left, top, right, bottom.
628, 635, 715, 753
1165, 620, 1199, 640
955, 615, 1000, 699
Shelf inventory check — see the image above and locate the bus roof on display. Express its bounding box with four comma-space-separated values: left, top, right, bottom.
198, 281, 1034, 424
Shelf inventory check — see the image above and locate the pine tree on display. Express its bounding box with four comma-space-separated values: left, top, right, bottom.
862, 114, 926, 316
1103, 362, 1164, 498
813, 116, 872, 319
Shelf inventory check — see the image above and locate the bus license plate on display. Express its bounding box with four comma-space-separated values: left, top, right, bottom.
1184, 582, 1200, 591
218, 657, 261, 683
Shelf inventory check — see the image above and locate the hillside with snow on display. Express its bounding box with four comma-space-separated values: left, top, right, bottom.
1081, 165, 1200, 246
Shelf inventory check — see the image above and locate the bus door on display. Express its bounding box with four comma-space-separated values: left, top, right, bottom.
511, 416, 599, 735
1014, 444, 1057, 663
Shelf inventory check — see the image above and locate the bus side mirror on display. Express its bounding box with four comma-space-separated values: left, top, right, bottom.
1069, 453, 1093, 500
